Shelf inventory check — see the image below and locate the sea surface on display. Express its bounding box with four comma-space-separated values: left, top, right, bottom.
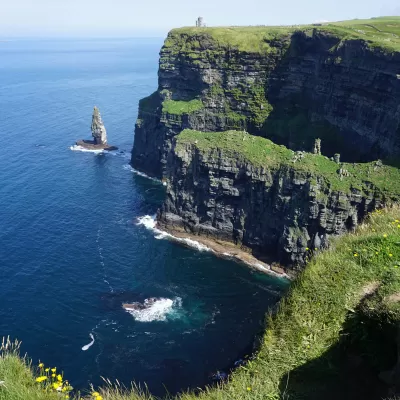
0, 38, 288, 396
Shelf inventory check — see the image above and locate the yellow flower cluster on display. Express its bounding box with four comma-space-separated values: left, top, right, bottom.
92, 391, 103, 400
35, 363, 73, 398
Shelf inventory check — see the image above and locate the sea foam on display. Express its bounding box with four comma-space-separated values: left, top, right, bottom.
123, 165, 162, 183
81, 333, 95, 351
70, 145, 106, 154
124, 297, 182, 322
136, 215, 211, 252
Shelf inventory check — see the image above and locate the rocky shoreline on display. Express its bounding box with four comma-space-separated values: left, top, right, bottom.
156, 216, 290, 279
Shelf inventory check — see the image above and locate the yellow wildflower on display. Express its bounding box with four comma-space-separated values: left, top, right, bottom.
354, 253, 358, 257
246, 387, 252, 391
52, 373, 56, 378
39, 363, 44, 368
92, 392, 100, 397
383, 234, 388, 238
389, 254, 393, 257
305, 247, 309, 251
57, 374, 63, 382
45, 368, 50, 372
96, 397, 103, 400
35, 376, 47, 383
51, 368, 56, 373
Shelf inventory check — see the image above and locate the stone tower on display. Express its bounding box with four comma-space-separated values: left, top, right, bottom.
91, 106, 107, 145
313, 138, 321, 155
196, 17, 204, 27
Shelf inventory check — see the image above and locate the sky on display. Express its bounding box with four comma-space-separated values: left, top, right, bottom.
1, 0, 399, 37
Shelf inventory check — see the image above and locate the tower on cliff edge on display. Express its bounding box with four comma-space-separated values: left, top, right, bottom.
196, 17, 205, 27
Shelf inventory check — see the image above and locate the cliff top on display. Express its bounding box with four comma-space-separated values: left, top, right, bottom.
176, 129, 400, 195
165, 16, 400, 53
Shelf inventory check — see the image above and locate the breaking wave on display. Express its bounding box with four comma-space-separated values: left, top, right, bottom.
136, 215, 211, 252
70, 145, 106, 154
124, 297, 182, 322
123, 165, 163, 183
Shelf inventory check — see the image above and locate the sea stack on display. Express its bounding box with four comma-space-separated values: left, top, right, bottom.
91, 106, 107, 145
76, 106, 118, 151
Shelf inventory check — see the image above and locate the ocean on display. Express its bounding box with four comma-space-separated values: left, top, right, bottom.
0, 38, 288, 396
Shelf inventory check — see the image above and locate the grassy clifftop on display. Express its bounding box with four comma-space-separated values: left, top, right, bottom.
165, 17, 400, 53
176, 129, 400, 195
3, 208, 400, 399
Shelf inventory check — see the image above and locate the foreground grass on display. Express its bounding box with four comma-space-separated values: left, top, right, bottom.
175, 129, 400, 195
2, 208, 400, 399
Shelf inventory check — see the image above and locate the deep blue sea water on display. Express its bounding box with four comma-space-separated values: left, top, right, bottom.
0, 38, 288, 396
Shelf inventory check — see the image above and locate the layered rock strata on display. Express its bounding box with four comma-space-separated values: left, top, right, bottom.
132, 23, 400, 269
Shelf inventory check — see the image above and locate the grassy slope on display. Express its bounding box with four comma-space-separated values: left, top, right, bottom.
2, 208, 400, 399
166, 16, 400, 53
162, 99, 204, 115
176, 129, 400, 195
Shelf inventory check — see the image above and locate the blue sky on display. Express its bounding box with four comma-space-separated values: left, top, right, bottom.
1, 0, 399, 37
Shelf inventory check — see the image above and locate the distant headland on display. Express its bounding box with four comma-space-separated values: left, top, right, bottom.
76, 106, 118, 151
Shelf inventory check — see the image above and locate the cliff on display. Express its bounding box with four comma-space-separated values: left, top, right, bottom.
132, 17, 400, 269
157, 130, 400, 267
132, 19, 400, 178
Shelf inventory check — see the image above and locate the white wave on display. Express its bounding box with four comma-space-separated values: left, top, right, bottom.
254, 263, 270, 272
81, 333, 95, 351
178, 236, 211, 252
70, 145, 106, 154
136, 215, 212, 253
137, 215, 157, 230
122, 165, 162, 183
124, 297, 182, 322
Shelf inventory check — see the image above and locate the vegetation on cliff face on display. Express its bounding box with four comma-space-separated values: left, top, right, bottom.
4, 208, 400, 399
176, 129, 400, 195
162, 99, 204, 115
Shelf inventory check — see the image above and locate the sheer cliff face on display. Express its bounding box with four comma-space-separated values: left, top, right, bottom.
157, 136, 398, 266
132, 29, 400, 178
132, 27, 400, 269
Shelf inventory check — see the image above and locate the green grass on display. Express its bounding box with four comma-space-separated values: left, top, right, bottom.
3, 208, 400, 399
175, 129, 400, 195
162, 99, 204, 115
165, 16, 400, 54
